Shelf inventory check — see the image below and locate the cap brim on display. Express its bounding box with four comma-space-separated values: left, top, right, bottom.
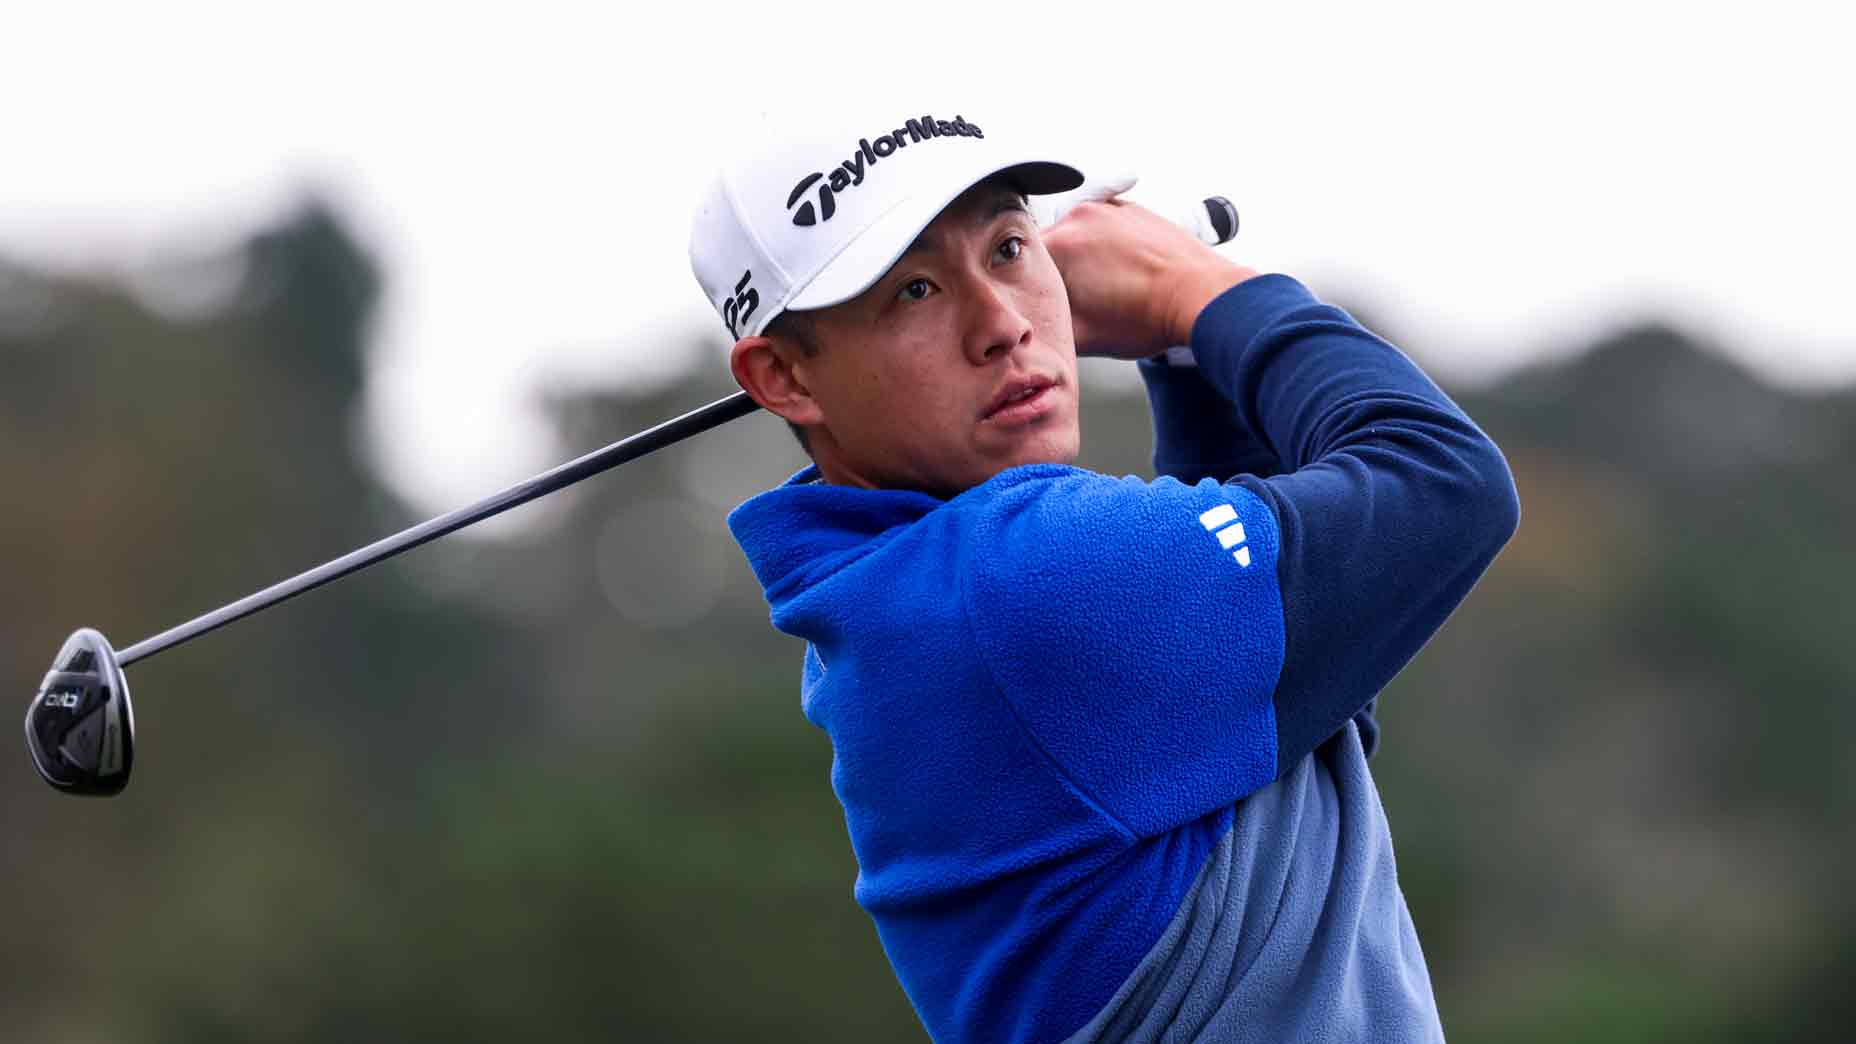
785, 156, 1084, 313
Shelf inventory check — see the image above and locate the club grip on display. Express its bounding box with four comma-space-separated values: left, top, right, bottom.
1189, 196, 1240, 246
1034, 188, 1240, 246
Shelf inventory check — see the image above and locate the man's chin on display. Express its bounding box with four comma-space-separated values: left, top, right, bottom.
993, 429, 1081, 473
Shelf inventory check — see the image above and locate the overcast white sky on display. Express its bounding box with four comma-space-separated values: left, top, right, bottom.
3, 1, 1851, 516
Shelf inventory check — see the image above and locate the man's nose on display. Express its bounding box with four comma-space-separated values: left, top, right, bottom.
963, 279, 1034, 366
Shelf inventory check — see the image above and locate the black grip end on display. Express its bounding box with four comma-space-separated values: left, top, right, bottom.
1202, 196, 1239, 244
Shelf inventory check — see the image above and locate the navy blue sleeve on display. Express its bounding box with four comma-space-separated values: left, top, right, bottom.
959, 275, 1515, 835
1190, 275, 1520, 771
1137, 353, 1285, 484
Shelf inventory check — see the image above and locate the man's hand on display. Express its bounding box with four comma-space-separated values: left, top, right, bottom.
1042, 198, 1258, 360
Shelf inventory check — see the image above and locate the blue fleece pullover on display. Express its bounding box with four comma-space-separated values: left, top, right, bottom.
728, 274, 1519, 1042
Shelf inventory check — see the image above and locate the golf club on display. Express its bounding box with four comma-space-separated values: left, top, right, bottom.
24, 195, 1240, 797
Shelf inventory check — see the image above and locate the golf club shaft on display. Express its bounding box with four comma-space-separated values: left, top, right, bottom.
115, 195, 1239, 670
117, 390, 763, 667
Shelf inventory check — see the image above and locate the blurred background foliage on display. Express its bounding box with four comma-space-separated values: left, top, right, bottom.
3, 201, 1851, 1042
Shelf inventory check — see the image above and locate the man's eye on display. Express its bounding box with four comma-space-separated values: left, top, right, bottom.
898, 278, 934, 302
997, 236, 1025, 262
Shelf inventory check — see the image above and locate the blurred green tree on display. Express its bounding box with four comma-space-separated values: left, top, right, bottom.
2, 204, 1851, 1041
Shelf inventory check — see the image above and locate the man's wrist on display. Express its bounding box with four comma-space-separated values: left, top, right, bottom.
1165, 261, 1259, 347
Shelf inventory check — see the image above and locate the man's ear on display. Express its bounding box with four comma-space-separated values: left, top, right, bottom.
730, 335, 826, 428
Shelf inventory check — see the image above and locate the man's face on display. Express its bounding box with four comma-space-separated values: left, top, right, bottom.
789, 181, 1081, 498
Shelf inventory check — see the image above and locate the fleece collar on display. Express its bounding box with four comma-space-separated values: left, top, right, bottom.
726, 463, 1078, 601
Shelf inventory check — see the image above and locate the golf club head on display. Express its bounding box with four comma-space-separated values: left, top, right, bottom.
25, 628, 134, 796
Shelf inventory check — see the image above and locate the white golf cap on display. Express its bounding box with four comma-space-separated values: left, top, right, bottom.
689, 110, 1084, 340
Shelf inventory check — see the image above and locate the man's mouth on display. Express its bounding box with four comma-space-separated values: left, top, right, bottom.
982, 375, 1059, 425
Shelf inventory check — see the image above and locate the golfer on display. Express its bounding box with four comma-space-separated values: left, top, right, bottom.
690, 109, 1518, 1043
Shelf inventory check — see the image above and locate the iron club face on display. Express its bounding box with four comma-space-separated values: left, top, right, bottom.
25, 629, 135, 796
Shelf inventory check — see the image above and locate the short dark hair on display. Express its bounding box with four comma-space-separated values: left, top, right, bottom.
763, 310, 821, 454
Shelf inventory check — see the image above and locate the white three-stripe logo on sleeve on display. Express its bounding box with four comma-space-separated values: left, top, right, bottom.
1198, 503, 1252, 568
